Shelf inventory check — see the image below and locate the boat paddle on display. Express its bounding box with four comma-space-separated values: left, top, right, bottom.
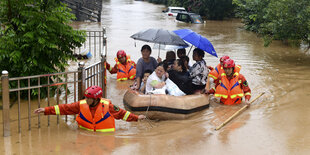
215, 92, 265, 130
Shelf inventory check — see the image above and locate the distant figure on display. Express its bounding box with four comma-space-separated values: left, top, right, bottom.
34, 86, 146, 132
105, 50, 136, 81
135, 45, 158, 90
189, 48, 208, 93
206, 59, 251, 105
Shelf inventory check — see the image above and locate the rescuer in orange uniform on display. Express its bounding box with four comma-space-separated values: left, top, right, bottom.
34, 86, 146, 132
206, 59, 251, 105
106, 50, 136, 81
208, 55, 242, 82
208, 55, 229, 81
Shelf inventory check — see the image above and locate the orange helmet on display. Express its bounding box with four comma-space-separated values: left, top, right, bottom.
223, 59, 235, 68
117, 50, 126, 59
84, 86, 103, 99
220, 55, 230, 63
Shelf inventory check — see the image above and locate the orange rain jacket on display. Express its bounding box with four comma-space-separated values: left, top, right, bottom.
209, 71, 251, 105
44, 98, 138, 132
209, 63, 241, 81
106, 55, 136, 81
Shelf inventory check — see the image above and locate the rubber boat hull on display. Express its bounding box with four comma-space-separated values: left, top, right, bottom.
123, 89, 210, 120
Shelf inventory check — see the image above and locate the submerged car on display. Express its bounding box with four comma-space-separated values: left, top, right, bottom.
163, 7, 187, 17
176, 12, 204, 24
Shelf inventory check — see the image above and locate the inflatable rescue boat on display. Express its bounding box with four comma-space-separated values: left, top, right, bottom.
123, 89, 210, 120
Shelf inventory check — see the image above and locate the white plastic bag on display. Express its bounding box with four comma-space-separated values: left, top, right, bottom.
148, 86, 167, 94
165, 78, 186, 96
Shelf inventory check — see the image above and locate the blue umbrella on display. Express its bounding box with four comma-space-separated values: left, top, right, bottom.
173, 29, 217, 57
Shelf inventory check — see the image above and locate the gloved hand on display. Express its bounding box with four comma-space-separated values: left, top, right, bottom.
157, 57, 162, 63
207, 66, 214, 71
105, 62, 110, 70
245, 99, 250, 107
138, 115, 146, 120
205, 88, 215, 94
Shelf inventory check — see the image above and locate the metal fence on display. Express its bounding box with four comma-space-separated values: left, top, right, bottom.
61, 0, 102, 22
74, 30, 107, 60
1, 29, 108, 137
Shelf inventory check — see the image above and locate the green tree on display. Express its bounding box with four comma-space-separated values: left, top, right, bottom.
187, 0, 234, 20
260, 0, 310, 46
235, 0, 310, 47
234, 0, 270, 32
0, 0, 86, 98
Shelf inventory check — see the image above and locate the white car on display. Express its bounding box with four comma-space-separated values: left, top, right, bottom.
163, 7, 187, 17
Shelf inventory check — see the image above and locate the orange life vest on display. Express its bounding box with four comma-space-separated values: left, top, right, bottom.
76, 98, 115, 132
214, 71, 244, 105
208, 63, 241, 80
208, 63, 223, 80
115, 55, 136, 81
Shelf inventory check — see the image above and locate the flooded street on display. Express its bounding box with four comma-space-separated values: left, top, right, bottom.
2, 0, 310, 154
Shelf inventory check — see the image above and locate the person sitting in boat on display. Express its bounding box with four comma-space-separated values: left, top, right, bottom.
180, 55, 190, 71
177, 48, 192, 67
145, 62, 167, 94
189, 48, 208, 93
162, 51, 176, 71
208, 55, 241, 84
105, 50, 136, 81
34, 86, 146, 132
205, 59, 251, 105
167, 59, 193, 95
134, 45, 159, 91
139, 70, 152, 94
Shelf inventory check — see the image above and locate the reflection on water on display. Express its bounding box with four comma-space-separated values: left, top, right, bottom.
1, 0, 310, 154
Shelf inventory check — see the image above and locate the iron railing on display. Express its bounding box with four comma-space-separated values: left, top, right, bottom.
1, 29, 108, 137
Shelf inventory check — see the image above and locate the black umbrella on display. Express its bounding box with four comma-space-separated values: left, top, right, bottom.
131, 28, 188, 57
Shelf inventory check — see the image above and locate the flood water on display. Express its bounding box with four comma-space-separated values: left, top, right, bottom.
1, 0, 310, 154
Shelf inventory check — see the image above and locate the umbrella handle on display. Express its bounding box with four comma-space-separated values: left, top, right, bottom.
158, 47, 160, 58
187, 45, 193, 56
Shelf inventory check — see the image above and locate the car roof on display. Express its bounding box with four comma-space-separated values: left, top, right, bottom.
168, 7, 186, 10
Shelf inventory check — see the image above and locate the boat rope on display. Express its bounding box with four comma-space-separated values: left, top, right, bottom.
144, 93, 153, 128
146, 93, 151, 116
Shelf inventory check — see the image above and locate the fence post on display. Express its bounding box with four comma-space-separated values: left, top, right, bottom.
100, 54, 107, 98
98, 10, 101, 22
103, 27, 107, 56
2, 70, 10, 137
78, 62, 85, 100
102, 27, 107, 98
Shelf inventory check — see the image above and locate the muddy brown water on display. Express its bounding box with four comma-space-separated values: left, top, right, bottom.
1, 0, 310, 154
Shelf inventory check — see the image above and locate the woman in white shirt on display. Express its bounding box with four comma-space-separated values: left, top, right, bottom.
145, 62, 167, 94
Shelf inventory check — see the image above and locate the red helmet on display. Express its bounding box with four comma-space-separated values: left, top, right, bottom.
223, 59, 235, 68
117, 50, 126, 59
220, 55, 230, 63
84, 86, 103, 99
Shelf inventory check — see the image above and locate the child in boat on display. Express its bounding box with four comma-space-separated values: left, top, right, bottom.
140, 70, 152, 94
145, 62, 167, 94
